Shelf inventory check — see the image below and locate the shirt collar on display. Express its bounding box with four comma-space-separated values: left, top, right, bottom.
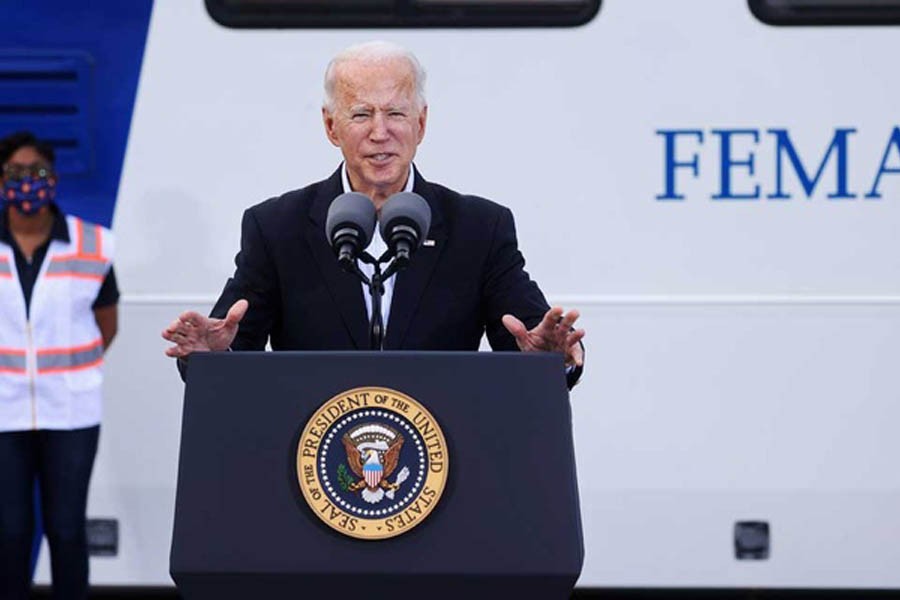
0, 204, 70, 245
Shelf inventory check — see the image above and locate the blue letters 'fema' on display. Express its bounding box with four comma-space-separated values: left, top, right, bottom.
656, 127, 900, 201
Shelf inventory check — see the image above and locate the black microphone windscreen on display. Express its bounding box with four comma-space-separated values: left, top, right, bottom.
325, 192, 376, 250
379, 192, 431, 245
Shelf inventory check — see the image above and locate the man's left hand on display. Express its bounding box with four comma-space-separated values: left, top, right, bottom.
502, 307, 585, 368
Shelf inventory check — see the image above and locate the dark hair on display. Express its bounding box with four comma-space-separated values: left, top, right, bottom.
0, 130, 56, 166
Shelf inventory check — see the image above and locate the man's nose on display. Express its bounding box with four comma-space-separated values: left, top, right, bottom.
369, 113, 390, 141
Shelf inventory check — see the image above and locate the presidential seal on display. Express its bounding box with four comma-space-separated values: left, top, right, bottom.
296, 386, 448, 540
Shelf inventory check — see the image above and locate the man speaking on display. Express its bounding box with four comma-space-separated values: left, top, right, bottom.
162, 41, 584, 387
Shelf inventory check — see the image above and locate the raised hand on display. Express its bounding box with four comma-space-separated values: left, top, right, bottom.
162, 299, 248, 358
501, 306, 585, 367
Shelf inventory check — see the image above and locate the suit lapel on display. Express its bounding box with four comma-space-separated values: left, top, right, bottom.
383, 171, 447, 349
307, 168, 370, 349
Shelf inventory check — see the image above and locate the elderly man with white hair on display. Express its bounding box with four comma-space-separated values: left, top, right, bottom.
163, 40, 585, 387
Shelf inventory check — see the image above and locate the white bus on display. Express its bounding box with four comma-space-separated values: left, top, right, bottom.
11, 0, 900, 592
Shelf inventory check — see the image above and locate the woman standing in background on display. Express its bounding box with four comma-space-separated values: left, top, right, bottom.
0, 131, 119, 600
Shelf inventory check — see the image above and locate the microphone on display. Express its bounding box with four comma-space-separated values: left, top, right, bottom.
379, 192, 431, 269
325, 192, 376, 270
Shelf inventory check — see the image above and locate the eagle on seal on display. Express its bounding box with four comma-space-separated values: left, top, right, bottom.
342, 423, 408, 504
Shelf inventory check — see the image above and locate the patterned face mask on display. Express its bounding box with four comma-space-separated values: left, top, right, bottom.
2, 164, 57, 216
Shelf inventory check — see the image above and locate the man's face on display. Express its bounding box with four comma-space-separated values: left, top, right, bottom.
323, 58, 427, 206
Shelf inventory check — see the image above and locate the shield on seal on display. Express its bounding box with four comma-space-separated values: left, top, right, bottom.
364, 461, 383, 488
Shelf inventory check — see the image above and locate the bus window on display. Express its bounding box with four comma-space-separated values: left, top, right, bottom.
750, 0, 900, 25
205, 0, 600, 28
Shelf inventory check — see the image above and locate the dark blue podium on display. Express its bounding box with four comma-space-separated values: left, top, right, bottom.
170, 351, 583, 599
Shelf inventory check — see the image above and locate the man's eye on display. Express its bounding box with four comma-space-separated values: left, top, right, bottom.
351, 113, 369, 121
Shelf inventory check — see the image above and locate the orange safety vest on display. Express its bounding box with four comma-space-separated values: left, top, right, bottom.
0, 216, 114, 431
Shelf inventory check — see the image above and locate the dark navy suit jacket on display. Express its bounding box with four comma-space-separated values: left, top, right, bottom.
207, 167, 582, 387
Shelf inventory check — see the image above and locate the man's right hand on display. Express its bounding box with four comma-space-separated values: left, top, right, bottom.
162, 299, 248, 358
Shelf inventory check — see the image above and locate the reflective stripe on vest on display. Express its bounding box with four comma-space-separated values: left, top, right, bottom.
45, 219, 108, 281
45, 258, 108, 280
0, 347, 26, 374
36, 338, 103, 374
78, 221, 101, 257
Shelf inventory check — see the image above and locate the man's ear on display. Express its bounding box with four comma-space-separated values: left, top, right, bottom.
416, 104, 428, 145
323, 107, 340, 147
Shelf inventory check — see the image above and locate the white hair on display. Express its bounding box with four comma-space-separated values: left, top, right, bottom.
323, 40, 427, 112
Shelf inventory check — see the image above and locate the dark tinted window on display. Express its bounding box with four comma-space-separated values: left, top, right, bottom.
750, 0, 900, 25
206, 0, 600, 28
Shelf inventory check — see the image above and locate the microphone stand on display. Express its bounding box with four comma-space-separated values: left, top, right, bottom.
348, 251, 403, 350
